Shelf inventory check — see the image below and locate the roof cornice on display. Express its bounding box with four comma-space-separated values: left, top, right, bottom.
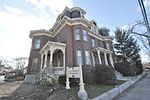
29, 15, 112, 41
50, 16, 113, 41
29, 29, 53, 39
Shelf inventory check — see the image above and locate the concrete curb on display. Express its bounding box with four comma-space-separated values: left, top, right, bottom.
92, 72, 146, 100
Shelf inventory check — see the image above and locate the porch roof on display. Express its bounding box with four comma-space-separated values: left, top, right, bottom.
92, 47, 113, 54
39, 41, 66, 55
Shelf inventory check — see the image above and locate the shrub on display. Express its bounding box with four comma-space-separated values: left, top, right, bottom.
135, 62, 143, 75
35, 74, 57, 86
58, 75, 66, 86
114, 62, 136, 76
93, 65, 117, 85
82, 65, 96, 84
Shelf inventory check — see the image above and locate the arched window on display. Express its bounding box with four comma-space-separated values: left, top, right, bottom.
75, 28, 81, 40
85, 50, 91, 65
76, 49, 82, 65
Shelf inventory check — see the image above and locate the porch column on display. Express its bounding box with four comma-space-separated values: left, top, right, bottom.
109, 53, 114, 68
97, 50, 102, 64
50, 50, 54, 66
44, 53, 47, 68
104, 52, 108, 66
40, 54, 43, 69
91, 51, 95, 66
63, 51, 65, 67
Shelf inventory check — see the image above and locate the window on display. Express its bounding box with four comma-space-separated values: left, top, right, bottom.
85, 50, 91, 65
101, 30, 109, 36
75, 28, 81, 40
76, 49, 82, 65
106, 43, 110, 50
32, 58, 38, 71
72, 10, 81, 18
91, 26, 97, 33
83, 30, 88, 41
35, 38, 41, 49
92, 38, 95, 47
103, 41, 107, 49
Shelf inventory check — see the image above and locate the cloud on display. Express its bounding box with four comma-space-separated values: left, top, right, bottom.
26, 0, 73, 18
4, 5, 23, 15
144, 0, 150, 8
0, 0, 73, 58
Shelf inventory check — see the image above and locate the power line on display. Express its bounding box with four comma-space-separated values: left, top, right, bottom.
138, 0, 150, 33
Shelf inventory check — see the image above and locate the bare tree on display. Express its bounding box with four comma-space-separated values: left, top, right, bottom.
125, 19, 150, 58
13, 57, 28, 70
0, 56, 12, 68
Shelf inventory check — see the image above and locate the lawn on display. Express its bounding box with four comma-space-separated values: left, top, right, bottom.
0, 80, 125, 100
47, 80, 125, 100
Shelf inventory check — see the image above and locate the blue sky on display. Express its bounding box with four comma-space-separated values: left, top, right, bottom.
0, 0, 150, 62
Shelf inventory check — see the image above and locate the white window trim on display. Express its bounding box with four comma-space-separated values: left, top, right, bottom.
83, 30, 88, 42
85, 50, 91, 65
76, 49, 82, 65
35, 38, 41, 49
75, 28, 81, 40
92, 38, 95, 47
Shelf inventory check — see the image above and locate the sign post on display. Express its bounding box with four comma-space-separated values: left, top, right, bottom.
65, 65, 88, 100
77, 65, 87, 100
66, 66, 70, 89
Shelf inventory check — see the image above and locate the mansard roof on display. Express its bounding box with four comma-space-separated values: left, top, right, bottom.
29, 7, 112, 41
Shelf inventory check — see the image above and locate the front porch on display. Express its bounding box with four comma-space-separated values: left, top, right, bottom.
92, 47, 114, 68
39, 41, 66, 75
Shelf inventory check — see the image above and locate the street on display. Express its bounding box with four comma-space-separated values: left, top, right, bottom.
114, 72, 150, 100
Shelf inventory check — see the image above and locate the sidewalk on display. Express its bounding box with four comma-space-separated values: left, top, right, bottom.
113, 71, 150, 100
92, 72, 146, 100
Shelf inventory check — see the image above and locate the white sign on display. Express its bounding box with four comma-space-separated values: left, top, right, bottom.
66, 65, 87, 98
68, 67, 80, 78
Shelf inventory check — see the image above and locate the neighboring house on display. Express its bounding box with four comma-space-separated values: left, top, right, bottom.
27, 7, 114, 75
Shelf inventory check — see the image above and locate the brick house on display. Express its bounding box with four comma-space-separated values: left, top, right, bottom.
27, 7, 114, 75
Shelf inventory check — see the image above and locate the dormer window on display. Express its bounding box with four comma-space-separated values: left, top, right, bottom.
72, 10, 81, 18
91, 20, 98, 33
91, 25, 97, 33
93, 22, 97, 26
